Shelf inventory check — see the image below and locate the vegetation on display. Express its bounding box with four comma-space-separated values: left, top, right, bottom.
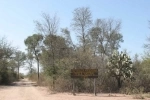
0, 38, 17, 84
23, 7, 150, 93
24, 34, 43, 81
1, 6, 150, 95
107, 51, 133, 89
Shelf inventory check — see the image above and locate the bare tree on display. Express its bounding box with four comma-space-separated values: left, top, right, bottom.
72, 7, 92, 52
89, 18, 123, 57
89, 19, 123, 89
34, 13, 59, 35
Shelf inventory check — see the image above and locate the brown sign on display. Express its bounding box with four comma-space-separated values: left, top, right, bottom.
71, 69, 98, 78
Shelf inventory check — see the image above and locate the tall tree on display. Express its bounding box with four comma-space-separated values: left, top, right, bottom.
72, 7, 92, 52
24, 34, 43, 80
14, 51, 26, 79
34, 13, 59, 35
89, 19, 124, 86
26, 52, 34, 74
41, 34, 68, 89
89, 19, 123, 56
33, 13, 60, 87
107, 50, 133, 89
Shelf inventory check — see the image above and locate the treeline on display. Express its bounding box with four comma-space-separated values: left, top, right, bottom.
0, 38, 26, 84
1, 7, 150, 94
24, 7, 150, 93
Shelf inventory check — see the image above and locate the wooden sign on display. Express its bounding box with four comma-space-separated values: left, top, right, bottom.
71, 69, 98, 78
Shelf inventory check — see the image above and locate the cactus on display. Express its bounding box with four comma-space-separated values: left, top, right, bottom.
107, 50, 133, 89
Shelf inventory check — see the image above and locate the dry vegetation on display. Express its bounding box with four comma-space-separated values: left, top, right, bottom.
0, 7, 150, 99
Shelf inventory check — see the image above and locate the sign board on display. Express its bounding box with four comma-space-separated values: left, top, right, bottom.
71, 69, 98, 78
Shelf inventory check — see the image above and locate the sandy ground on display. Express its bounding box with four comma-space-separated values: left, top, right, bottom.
0, 79, 149, 100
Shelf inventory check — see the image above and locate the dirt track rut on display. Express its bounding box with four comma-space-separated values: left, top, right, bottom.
0, 79, 147, 100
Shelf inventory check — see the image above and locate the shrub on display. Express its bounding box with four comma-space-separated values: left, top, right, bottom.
120, 87, 144, 95
133, 94, 145, 99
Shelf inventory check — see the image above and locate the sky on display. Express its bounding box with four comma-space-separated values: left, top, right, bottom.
0, 0, 150, 73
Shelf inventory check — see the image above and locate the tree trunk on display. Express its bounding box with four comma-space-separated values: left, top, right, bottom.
37, 59, 39, 81
18, 66, 19, 79
52, 48, 55, 90
117, 77, 122, 89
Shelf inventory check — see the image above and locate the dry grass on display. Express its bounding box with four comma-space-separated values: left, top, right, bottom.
143, 93, 150, 98
133, 94, 145, 99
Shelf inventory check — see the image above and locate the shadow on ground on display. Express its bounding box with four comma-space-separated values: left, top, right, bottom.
0, 79, 37, 89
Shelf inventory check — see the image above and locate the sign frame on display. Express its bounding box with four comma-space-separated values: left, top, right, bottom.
71, 69, 98, 78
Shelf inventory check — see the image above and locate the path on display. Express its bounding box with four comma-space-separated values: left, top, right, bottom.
0, 79, 148, 100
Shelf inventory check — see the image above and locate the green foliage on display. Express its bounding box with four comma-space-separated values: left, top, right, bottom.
40, 34, 70, 89
24, 34, 43, 51
0, 37, 17, 84
107, 50, 133, 88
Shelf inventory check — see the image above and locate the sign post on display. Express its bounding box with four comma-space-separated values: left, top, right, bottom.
94, 78, 96, 96
71, 69, 98, 96
73, 79, 75, 95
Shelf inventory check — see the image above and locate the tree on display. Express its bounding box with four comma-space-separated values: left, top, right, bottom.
140, 55, 150, 92
72, 7, 92, 52
89, 18, 123, 56
24, 34, 43, 80
26, 52, 34, 74
14, 51, 26, 79
33, 13, 60, 88
107, 50, 133, 89
142, 28, 150, 91
0, 37, 17, 84
41, 34, 68, 89
61, 28, 75, 49
34, 13, 59, 35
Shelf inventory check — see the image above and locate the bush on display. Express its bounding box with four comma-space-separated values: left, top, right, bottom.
133, 94, 145, 99
0, 71, 17, 84
55, 77, 72, 92
120, 87, 144, 95
143, 93, 150, 98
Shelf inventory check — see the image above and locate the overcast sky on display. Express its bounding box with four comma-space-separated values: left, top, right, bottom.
0, 0, 150, 73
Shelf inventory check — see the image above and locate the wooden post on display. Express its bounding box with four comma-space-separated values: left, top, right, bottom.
73, 79, 75, 96
94, 78, 96, 96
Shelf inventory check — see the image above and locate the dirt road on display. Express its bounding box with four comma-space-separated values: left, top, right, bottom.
0, 79, 148, 100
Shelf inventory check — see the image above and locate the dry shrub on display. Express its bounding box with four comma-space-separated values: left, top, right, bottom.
28, 73, 37, 81
133, 94, 145, 99
28, 73, 49, 86
55, 77, 72, 92
143, 93, 150, 98
37, 74, 48, 86
120, 87, 144, 95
